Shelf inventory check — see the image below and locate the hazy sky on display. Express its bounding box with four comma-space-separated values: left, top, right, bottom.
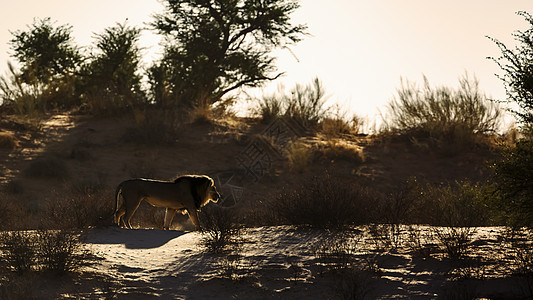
1, 1, 533, 120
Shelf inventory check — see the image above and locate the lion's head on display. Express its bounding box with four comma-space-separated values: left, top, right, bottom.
191, 175, 220, 207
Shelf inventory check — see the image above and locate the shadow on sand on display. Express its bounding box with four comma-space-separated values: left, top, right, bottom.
85, 227, 187, 249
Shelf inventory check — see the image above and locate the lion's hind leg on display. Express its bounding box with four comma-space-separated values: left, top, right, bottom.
123, 196, 142, 229
114, 207, 126, 227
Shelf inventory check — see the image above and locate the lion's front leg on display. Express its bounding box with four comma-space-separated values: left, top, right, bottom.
187, 209, 201, 231
163, 208, 177, 230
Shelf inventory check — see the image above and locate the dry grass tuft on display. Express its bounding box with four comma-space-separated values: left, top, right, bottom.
286, 140, 314, 172
321, 140, 365, 163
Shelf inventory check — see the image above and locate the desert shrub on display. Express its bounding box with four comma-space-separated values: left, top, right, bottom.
35, 229, 89, 273
255, 77, 329, 128
314, 231, 362, 272
199, 205, 243, 254
407, 181, 496, 259
0, 229, 89, 275
266, 173, 378, 230
367, 224, 403, 251
321, 117, 352, 137
44, 188, 113, 229
411, 181, 493, 227
24, 156, 69, 179
0, 132, 19, 149
405, 226, 436, 258
321, 106, 365, 138
285, 140, 313, 172
313, 231, 377, 298
493, 139, 533, 227
383, 74, 501, 154
434, 226, 475, 259
0, 231, 36, 273
320, 140, 365, 163
256, 95, 283, 123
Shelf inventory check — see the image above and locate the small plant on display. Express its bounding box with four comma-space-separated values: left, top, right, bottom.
216, 254, 256, 282
405, 226, 436, 258
367, 224, 402, 251
433, 226, 475, 259
199, 205, 243, 254
314, 231, 361, 272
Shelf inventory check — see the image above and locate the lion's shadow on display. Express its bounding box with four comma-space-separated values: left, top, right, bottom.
85, 227, 187, 249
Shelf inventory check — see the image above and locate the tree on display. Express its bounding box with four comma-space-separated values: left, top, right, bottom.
2, 18, 82, 111
150, 0, 307, 107
83, 22, 145, 111
493, 140, 533, 227
9, 17, 81, 84
489, 11, 533, 129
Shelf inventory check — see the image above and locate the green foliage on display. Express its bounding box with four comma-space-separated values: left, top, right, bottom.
493, 139, 533, 227
489, 11, 533, 127
413, 181, 493, 227
9, 18, 81, 84
384, 75, 501, 152
150, 0, 307, 107
82, 22, 145, 113
1, 18, 81, 112
256, 77, 329, 128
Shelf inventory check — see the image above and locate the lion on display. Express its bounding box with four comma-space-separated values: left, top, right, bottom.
113, 175, 220, 230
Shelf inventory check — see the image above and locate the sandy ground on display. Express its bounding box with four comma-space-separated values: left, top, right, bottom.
41, 225, 527, 299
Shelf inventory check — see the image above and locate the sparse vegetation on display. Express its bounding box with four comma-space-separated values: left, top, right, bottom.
266, 173, 378, 230
43, 188, 113, 229
383, 74, 501, 153
255, 77, 330, 128
0, 229, 88, 274
199, 205, 243, 254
